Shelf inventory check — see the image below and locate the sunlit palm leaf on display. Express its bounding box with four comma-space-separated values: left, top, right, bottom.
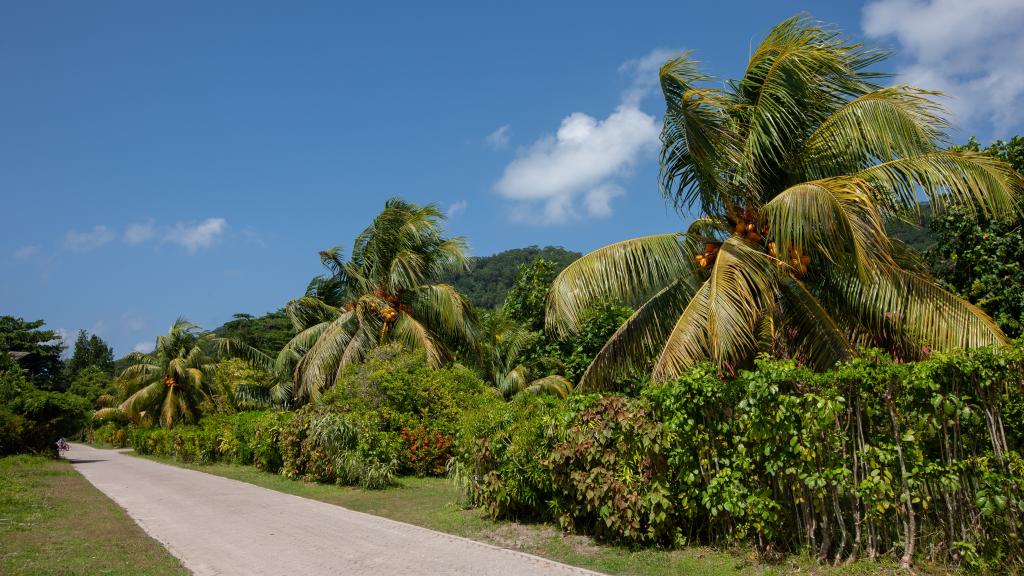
579, 278, 698, 391
856, 150, 1024, 218
547, 233, 697, 336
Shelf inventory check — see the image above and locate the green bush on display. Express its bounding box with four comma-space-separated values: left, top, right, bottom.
281, 404, 400, 489
128, 410, 292, 473
547, 395, 677, 546
92, 422, 130, 448
457, 343, 1024, 569
453, 392, 578, 520
0, 364, 89, 456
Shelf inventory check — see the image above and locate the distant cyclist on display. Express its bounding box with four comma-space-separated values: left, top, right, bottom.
56, 437, 70, 453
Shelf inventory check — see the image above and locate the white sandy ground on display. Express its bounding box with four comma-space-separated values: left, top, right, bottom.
64, 443, 604, 576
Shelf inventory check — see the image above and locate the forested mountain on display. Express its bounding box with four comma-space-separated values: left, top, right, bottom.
445, 245, 580, 309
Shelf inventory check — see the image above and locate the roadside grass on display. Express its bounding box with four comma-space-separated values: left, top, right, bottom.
0, 455, 187, 576
139, 454, 917, 576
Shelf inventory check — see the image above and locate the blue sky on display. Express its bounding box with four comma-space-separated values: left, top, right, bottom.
3, 0, 1022, 356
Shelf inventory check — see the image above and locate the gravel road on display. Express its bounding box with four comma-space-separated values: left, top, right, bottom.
65, 443, 602, 576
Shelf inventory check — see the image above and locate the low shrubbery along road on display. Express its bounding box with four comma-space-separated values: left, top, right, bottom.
64, 444, 602, 576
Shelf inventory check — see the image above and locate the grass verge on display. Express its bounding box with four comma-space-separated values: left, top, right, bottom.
139, 453, 913, 576
0, 454, 188, 576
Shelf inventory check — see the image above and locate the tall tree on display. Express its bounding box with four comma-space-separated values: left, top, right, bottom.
547, 16, 1023, 391
66, 330, 115, 377
0, 316, 65, 391
280, 198, 477, 402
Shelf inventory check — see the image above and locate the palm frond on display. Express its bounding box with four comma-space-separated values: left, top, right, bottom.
521, 374, 574, 399
409, 283, 477, 343
763, 176, 892, 277
579, 278, 698, 391
801, 85, 946, 179
653, 237, 780, 379
390, 313, 446, 367
856, 150, 1024, 218
546, 233, 697, 336
659, 52, 737, 213
822, 266, 1008, 351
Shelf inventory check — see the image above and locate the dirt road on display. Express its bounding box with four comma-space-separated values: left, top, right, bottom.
65, 443, 601, 576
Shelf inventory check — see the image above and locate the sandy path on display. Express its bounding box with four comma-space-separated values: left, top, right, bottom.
64, 443, 602, 576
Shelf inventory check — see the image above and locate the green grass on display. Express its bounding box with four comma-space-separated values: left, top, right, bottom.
0, 454, 187, 576
139, 454, 914, 576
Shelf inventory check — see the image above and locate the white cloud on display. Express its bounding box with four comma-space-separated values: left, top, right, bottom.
64, 225, 115, 251
123, 220, 156, 244
495, 106, 659, 224
493, 49, 672, 224
485, 125, 511, 149
583, 184, 624, 218
863, 0, 1024, 135
133, 340, 155, 353
166, 218, 227, 252
446, 200, 467, 218
12, 245, 38, 260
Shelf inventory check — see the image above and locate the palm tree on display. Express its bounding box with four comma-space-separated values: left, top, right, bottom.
480, 314, 573, 399
280, 198, 477, 402
95, 319, 268, 428
547, 16, 1024, 391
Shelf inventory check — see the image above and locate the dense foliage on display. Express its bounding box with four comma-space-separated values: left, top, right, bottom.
444, 246, 580, 309
0, 359, 89, 456
929, 136, 1024, 338
66, 329, 114, 378
0, 316, 66, 391
213, 311, 294, 355
123, 346, 491, 490
129, 411, 293, 473
456, 343, 1024, 570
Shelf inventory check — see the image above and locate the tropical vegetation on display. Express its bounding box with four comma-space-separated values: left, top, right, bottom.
5, 13, 1024, 574
277, 198, 477, 403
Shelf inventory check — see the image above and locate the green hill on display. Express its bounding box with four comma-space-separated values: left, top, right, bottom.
445, 245, 581, 309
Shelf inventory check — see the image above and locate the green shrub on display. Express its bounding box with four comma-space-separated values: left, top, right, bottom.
456, 343, 1024, 569
547, 395, 677, 546
6, 389, 89, 455
281, 405, 400, 489
92, 422, 130, 448
453, 392, 575, 520
0, 408, 26, 455
0, 364, 89, 456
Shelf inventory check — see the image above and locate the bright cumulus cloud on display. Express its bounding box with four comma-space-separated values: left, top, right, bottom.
493, 48, 674, 224
863, 0, 1024, 136
495, 106, 659, 224
166, 218, 227, 252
